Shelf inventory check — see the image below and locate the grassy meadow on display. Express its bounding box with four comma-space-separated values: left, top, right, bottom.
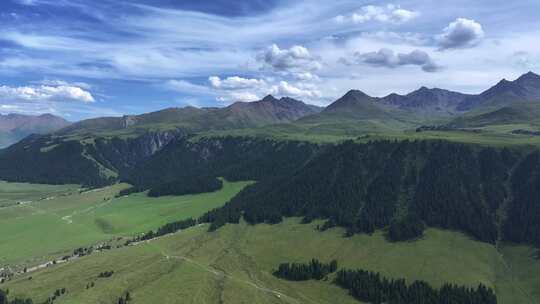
0, 179, 251, 267
3, 218, 539, 304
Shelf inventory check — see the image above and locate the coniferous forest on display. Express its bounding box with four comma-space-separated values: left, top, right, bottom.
197, 140, 540, 248
335, 269, 497, 304
271, 259, 497, 304
126, 218, 197, 244
273, 259, 338, 281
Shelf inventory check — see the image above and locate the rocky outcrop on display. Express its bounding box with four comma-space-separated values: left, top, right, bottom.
87, 129, 187, 178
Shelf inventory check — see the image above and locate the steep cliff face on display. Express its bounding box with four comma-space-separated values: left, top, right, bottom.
87, 130, 184, 178
0, 129, 186, 186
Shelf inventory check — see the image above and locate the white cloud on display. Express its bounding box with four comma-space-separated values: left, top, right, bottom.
259, 44, 322, 73
437, 18, 485, 50
218, 92, 259, 103
335, 4, 419, 25
165, 74, 322, 104
0, 84, 95, 103
294, 72, 320, 81
208, 76, 266, 89
344, 48, 441, 72
272, 81, 322, 99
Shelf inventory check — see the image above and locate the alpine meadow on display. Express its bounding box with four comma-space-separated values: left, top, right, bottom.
0, 1, 540, 304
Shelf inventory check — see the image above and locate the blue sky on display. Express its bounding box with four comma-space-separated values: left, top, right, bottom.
0, 0, 539, 120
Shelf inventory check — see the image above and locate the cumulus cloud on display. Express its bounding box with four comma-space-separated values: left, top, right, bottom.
208, 76, 266, 90
437, 18, 485, 50
335, 4, 419, 25
272, 81, 322, 99
0, 84, 95, 103
258, 44, 322, 74
345, 48, 441, 72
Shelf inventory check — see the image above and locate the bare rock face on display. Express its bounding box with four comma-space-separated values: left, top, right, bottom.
122, 116, 138, 128
90, 129, 186, 175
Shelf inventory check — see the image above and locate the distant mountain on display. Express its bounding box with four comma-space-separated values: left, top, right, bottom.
380, 87, 471, 114
58, 95, 321, 136
0, 113, 70, 147
293, 90, 416, 135
325, 90, 379, 114
202, 95, 322, 129
57, 107, 211, 135
449, 102, 540, 128
457, 71, 540, 111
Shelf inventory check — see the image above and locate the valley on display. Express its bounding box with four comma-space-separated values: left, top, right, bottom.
0, 180, 250, 267
1, 72, 540, 303
2, 2, 540, 303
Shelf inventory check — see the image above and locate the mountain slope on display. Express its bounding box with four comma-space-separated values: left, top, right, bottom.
457, 71, 540, 111
449, 102, 540, 128
380, 87, 471, 114
0, 113, 70, 147
0, 96, 321, 186
58, 96, 320, 137
291, 90, 418, 135
203, 140, 529, 245
57, 107, 211, 136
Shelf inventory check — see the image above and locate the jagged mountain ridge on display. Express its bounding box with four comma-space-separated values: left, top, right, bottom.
324, 71, 540, 115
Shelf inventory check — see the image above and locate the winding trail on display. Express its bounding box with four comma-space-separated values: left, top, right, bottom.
160, 251, 301, 304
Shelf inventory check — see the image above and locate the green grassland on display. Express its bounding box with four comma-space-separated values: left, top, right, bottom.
4, 219, 539, 304
199, 124, 540, 148
0, 181, 79, 208
0, 180, 251, 267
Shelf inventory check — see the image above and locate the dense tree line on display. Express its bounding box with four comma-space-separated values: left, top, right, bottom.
199, 140, 530, 246
126, 218, 197, 244
387, 214, 426, 242
504, 151, 540, 246
273, 259, 338, 281
335, 269, 497, 304
115, 186, 141, 197
98, 271, 114, 278
147, 176, 222, 197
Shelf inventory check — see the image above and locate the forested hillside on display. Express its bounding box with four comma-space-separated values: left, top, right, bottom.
199, 140, 540, 247
127, 136, 320, 192
0, 130, 183, 187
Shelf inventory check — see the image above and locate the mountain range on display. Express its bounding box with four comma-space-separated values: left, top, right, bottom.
0, 71, 539, 187
325, 71, 540, 115
58, 95, 321, 137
